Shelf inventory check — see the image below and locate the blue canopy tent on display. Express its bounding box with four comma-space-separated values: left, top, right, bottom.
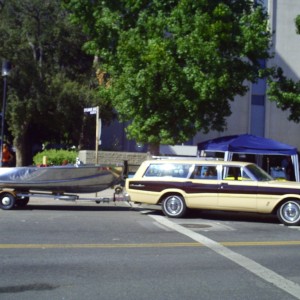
197, 134, 299, 181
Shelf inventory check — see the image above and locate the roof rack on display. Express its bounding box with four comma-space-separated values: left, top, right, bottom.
151, 156, 224, 161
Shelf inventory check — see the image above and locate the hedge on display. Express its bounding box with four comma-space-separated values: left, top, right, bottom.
33, 149, 78, 166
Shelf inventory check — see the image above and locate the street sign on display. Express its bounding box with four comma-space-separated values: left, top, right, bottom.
83, 106, 100, 163
84, 107, 98, 114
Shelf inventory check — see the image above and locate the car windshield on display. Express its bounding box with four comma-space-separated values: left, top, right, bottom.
246, 164, 273, 181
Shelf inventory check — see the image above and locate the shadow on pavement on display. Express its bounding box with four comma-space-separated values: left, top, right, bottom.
18, 202, 132, 212
15, 200, 280, 225
134, 205, 280, 225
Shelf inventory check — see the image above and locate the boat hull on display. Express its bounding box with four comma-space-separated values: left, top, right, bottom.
0, 164, 124, 193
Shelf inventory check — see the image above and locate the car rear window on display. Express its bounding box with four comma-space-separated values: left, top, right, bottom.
143, 163, 192, 178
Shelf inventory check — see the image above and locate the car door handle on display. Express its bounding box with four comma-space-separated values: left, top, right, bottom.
220, 183, 228, 189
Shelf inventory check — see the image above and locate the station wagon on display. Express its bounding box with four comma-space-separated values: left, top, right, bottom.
125, 159, 300, 225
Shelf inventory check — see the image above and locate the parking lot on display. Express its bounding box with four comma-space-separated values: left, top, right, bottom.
0, 193, 300, 300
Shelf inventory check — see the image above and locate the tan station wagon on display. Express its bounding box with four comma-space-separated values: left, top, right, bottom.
125, 159, 300, 226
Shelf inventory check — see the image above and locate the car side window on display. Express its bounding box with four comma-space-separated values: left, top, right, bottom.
191, 165, 218, 179
223, 166, 252, 181
143, 163, 192, 178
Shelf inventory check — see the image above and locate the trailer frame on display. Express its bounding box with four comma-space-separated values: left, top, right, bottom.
0, 185, 128, 210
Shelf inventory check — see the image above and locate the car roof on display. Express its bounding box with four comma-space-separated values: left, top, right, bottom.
144, 159, 252, 167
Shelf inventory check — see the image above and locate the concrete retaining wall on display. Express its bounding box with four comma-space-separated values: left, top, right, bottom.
78, 150, 148, 173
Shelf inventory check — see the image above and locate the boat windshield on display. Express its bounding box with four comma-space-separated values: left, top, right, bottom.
246, 164, 273, 181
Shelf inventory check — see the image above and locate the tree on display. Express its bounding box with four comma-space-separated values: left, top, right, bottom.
66, 0, 271, 154
266, 15, 300, 122
0, 0, 113, 165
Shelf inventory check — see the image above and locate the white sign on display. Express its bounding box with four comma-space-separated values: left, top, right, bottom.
84, 107, 98, 114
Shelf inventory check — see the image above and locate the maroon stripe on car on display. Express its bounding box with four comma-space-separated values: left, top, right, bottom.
128, 180, 300, 196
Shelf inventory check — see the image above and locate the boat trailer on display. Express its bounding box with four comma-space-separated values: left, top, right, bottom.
0, 185, 129, 210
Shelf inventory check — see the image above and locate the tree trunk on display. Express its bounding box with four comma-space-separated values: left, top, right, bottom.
15, 146, 25, 167
13, 133, 32, 166
148, 143, 160, 156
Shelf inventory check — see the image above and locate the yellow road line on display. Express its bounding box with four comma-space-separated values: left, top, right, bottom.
151, 215, 300, 300
222, 240, 300, 247
0, 241, 300, 249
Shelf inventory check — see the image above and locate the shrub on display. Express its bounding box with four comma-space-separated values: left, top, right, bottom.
33, 149, 78, 166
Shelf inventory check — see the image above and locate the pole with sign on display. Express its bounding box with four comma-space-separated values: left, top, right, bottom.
95, 106, 99, 164
84, 106, 101, 164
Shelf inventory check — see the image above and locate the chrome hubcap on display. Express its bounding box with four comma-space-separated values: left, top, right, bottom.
2, 196, 11, 206
282, 202, 300, 223
166, 196, 182, 215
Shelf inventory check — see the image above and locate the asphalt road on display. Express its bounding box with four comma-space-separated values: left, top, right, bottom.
0, 192, 300, 300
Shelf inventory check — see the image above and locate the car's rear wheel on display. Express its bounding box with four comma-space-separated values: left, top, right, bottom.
277, 200, 300, 226
162, 195, 187, 218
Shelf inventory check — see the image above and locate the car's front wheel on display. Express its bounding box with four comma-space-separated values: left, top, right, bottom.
162, 195, 187, 218
277, 200, 300, 226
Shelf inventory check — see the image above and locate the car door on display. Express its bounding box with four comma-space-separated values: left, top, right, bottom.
187, 164, 220, 208
218, 165, 258, 210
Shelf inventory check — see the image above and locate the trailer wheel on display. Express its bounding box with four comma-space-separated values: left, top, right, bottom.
0, 192, 16, 210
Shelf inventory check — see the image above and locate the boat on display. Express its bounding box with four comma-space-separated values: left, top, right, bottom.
0, 163, 124, 194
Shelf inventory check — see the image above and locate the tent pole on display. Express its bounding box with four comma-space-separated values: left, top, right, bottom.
291, 154, 300, 182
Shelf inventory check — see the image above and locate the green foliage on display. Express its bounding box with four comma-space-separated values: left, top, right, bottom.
66, 0, 271, 146
267, 68, 300, 122
33, 149, 78, 166
0, 0, 113, 165
296, 15, 300, 34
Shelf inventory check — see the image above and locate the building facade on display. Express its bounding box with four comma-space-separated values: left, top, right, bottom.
195, 0, 300, 149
